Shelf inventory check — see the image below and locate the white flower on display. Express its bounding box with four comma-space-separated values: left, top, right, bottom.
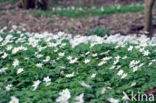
85, 52, 90, 55
121, 73, 127, 79
60, 43, 66, 48
123, 56, 127, 59
107, 98, 119, 103
109, 66, 115, 70
132, 66, 138, 72
139, 48, 144, 52
143, 50, 150, 56
116, 5, 121, 9
58, 52, 65, 57
113, 60, 119, 65
117, 70, 127, 79
0, 26, 7, 33
144, 31, 149, 34
100, 7, 105, 11
101, 87, 107, 94
12, 25, 18, 30
129, 60, 140, 68
1, 53, 8, 59
115, 56, 120, 60
98, 61, 106, 66
75, 93, 84, 103
43, 76, 51, 86
101, 87, 112, 94
128, 46, 133, 51
56, 89, 71, 103
43, 76, 51, 82
43, 56, 50, 62
36, 54, 43, 58
149, 62, 153, 66
67, 56, 72, 60
102, 57, 111, 61
80, 81, 91, 88
117, 65, 121, 69
107, 87, 112, 89
113, 56, 120, 65
5, 84, 12, 91
13, 59, 19, 67
65, 72, 74, 78
6, 45, 13, 51
91, 73, 96, 78
92, 53, 97, 57
131, 82, 136, 87
17, 68, 24, 74
0, 67, 8, 73
117, 70, 124, 76
12, 46, 27, 54
36, 63, 43, 68
138, 63, 144, 67
69, 58, 78, 64
9, 96, 19, 103
32, 80, 41, 90
0, 36, 3, 42
5, 35, 13, 41
84, 59, 91, 64
54, 49, 58, 52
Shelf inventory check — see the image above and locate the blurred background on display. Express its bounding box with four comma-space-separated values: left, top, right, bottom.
0, 0, 143, 7
0, 0, 154, 36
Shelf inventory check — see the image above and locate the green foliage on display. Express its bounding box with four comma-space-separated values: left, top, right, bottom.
87, 27, 111, 37
0, 32, 156, 102
0, 0, 18, 4
0, 0, 7, 3
33, 5, 144, 18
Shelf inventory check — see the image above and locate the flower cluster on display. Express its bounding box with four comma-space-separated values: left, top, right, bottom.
0, 29, 156, 102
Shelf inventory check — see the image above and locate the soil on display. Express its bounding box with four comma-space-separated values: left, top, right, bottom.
0, 8, 146, 35
0, 1, 155, 35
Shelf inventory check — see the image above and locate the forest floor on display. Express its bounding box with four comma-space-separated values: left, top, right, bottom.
1, 1, 156, 35
1, 1, 156, 103
0, 9, 144, 35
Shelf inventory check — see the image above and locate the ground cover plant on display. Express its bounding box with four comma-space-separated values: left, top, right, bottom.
0, 27, 156, 103
0, 0, 18, 4
33, 4, 144, 18
87, 27, 111, 37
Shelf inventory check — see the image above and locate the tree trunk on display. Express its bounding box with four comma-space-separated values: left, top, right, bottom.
18, 0, 48, 10
86, 0, 96, 8
144, 0, 155, 37
22, 0, 29, 9
21, 0, 34, 9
